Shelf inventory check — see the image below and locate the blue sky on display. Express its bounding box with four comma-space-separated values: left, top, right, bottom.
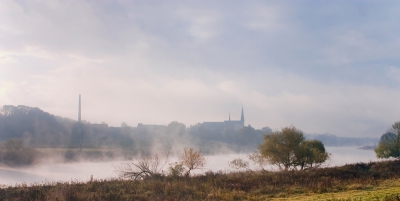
1, 0, 400, 137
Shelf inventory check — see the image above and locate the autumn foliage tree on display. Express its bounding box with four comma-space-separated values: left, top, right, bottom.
180, 147, 206, 176
257, 126, 329, 171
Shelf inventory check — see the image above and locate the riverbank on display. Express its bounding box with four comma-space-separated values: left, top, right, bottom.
1, 160, 400, 200
1, 147, 378, 186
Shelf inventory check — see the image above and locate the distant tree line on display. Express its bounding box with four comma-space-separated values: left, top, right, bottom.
0, 138, 38, 167
0, 105, 134, 148
0, 105, 265, 155
0, 105, 379, 157
305, 133, 378, 147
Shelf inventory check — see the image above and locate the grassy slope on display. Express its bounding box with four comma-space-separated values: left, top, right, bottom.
272, 179, 400, 201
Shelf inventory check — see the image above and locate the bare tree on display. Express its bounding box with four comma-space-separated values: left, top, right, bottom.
228, 158, 249, 171
180, 147, 206, 176
115, 152, 170, 180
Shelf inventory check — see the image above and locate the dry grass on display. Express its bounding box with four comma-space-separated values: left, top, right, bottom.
1, 160, 400, 200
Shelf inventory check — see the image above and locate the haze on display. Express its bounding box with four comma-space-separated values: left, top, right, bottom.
1, 1, 400, 137
0, 148, 377, 185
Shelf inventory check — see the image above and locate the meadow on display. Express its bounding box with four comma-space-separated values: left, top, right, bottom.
1, 160, 400, 201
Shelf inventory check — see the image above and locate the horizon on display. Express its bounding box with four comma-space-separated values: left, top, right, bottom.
1, 1, 400, 137
0, 103, 381, 139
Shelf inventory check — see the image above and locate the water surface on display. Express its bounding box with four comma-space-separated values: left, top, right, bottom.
0, 147, 379, 186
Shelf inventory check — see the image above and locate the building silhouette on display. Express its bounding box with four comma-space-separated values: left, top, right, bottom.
200, 107, 245, 131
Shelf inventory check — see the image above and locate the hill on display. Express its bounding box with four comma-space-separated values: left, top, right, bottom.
0, 105, 75, 147
0, 105, 380, 153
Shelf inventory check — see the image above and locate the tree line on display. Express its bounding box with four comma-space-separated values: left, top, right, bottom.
0, 105, 265, 154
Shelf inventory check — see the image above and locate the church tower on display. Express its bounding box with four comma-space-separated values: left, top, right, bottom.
240, 106, 244, 126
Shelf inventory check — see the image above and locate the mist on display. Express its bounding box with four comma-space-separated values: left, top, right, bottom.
0, 104, 383, 186
0, 0, 399, 189
0, 147, 379, 186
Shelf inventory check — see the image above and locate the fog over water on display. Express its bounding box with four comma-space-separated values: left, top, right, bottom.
2, 1, 397, 188
0, 147, 378, 186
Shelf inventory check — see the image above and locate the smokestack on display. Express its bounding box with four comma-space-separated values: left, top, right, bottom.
78, 94, 82, 152
78, 94, 81, 122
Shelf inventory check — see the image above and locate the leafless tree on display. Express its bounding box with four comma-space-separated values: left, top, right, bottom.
180, 147, 206, 176
115, 152, 170, 180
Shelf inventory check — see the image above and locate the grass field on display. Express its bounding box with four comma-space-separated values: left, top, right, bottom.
272, 179, 400, 201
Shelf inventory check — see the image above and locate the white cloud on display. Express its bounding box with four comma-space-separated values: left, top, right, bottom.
0, 55, 17, 64
177, 7, 221, 43
1, 1, 400, 138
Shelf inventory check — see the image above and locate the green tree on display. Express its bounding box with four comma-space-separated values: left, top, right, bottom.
259, 126, 304, 170
257, 126, 329, 170
375, 121, 400, 159
296, 140, 330, 170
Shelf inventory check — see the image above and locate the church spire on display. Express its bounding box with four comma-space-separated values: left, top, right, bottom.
240, 106, 244, 125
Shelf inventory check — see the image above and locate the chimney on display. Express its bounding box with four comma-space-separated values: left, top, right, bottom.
78, 94, 81, 122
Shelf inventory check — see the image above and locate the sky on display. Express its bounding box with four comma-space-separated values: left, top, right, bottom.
1, 0, 400, 137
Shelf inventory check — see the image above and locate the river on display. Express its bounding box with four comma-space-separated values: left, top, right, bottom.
0, 147, 379, 186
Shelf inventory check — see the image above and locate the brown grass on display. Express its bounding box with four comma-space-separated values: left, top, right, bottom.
1, 160, 400, 200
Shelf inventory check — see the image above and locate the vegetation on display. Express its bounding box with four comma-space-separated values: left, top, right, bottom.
0, 105, 388, 200
1, 160, 400, 200
296, 139, 330, 170
228, 158, 249, 170
115, 152, 170, 180
375, 121, 400, 159
257, 126, 330, 170
0, 105, 379, 159
0, 105, 265, 155
306, 133, 378, 147
180, 147, 206, 176
0, 138, 38, 167
115, 147, 206, 180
